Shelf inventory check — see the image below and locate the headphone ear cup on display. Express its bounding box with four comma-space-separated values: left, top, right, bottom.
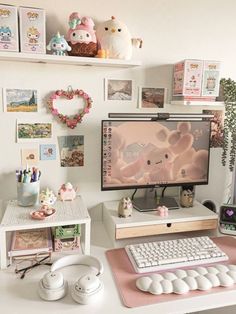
71, 274, 104, 304
38, 271, 67, 301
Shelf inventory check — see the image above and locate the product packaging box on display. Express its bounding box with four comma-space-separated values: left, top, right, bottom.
19, 6, 46, 54
173, 59, 203, 97
0, 4, 19, 52
201, 61, 221, 97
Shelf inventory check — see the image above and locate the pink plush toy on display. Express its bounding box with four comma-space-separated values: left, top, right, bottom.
67, 12, 98, 57
58, 182, 77, 201
157, 206, 168, 217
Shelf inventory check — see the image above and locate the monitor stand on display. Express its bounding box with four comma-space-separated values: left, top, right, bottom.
132, 196, 179, 212
132, 188, 179, 212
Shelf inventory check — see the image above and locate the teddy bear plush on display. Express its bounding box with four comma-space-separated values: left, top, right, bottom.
67, 12, 98, 57
96, 16, 142, 60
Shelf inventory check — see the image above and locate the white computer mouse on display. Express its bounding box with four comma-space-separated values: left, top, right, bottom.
195, 275, 212, 290
196, 266, 208, 275
162, 272, 177, 281
186, 269, 199, 277
149, 273, 164, 282
160, 279, 173, 293
217, 272, 234, 287
183, 276, 198, 290
175, 269, 187, 279
227, 270, 236, 283
172, 278, 190, 294
136, 276, 152, 292
206, 266, 219, 275
215, 264, 229, 273
228, 264, 236, 272
204, 273, 220, 287
148, 281, 163, 295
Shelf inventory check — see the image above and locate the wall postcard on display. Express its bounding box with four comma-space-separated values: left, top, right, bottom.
104, 79, 133, 101
21, 148, 39, 166
58, 135, 84, 167
139, 87, 166, 109
3, 88, 38, 112
40, 144, 56, 161
203, 109, 224, 148
17, 120, 52, 143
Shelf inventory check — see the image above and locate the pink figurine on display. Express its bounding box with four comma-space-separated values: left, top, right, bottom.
157, 205, 169, 217
58, 182, 77, 201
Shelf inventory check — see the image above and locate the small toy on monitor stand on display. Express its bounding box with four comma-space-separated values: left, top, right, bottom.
30, 188, 57, 220
47, 32, 72, 56
118, 197, 133, 218
58, 182, 77, 201
180, 186, 195, 208
157, 205, 168, 217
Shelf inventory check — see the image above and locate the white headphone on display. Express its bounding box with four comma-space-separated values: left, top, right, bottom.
38, 254, 104, 304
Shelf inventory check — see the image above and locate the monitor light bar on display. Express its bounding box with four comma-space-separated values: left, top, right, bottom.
108, 112, 214, 120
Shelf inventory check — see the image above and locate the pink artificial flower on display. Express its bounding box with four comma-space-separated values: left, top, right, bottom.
51, 108, 59, 115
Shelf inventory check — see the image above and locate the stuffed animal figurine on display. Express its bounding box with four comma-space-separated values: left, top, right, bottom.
47, 32, 71, 56
96, 16, 142, 60
67, 12, 98, 57
39, 188, 57, 213
118, 197, 133, 218
58, 182, 77, 201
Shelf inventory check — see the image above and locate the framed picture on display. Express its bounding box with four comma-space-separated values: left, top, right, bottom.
139, 87, 166, 108
203, 109, 224, 148
17, 120, 52, 143
3, 88, 38, 112
104, 79, 133, 101
40, 144, 56, 161
58, 135, 84, 167
21, 148, 39, 166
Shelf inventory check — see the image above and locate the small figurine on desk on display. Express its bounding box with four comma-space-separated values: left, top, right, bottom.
58, 182, 77, 201
180, 187, 194, 208
30, 188, 57, 220
47, 32, 72, 56
157, 205, 168, 217
118, 197, 133, 218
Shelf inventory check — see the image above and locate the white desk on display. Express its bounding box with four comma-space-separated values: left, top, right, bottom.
0, 206, 236, 313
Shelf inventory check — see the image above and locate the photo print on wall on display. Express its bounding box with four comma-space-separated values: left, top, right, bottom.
203, 109, 224, 148
139, 87, 166, 108
58, 135, 84, 167
104, 79, 133, 101
3, 88, 38, 112
40, 144, 56, 161
17, 120, 52, 143
21, 148, 39, 166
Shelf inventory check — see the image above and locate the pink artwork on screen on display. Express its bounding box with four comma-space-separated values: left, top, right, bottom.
102, 121, 210, 188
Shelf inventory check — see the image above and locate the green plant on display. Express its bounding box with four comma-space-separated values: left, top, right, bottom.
220, 78, 236, 171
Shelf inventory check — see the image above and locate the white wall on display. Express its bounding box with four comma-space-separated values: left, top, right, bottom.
0, 0, 235, 212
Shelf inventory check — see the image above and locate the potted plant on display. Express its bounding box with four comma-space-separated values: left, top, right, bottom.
220, 78, 236, 171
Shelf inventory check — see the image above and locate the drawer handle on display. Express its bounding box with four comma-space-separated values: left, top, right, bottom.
166, 223, 172, 228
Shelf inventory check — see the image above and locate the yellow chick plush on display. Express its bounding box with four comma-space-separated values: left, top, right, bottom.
96, 16, 142, 60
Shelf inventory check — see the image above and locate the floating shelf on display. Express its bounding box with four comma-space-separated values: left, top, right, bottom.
171, 100, 224, 106
0, 51, 141, 68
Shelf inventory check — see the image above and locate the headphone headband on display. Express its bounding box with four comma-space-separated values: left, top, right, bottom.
51, 255, 103, 276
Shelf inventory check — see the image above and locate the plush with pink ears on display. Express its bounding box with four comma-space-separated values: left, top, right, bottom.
67, 12, 98, 57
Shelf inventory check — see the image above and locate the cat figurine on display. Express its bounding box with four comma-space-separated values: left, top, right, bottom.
118, 197, 133, 218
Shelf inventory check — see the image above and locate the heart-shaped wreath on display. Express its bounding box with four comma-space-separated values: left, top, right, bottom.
47, 88, 92, 129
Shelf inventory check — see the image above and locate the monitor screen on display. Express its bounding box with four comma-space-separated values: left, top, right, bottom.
101, 120, 211, 191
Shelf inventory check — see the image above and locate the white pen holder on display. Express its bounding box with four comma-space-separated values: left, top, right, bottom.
17, 181, 40, 207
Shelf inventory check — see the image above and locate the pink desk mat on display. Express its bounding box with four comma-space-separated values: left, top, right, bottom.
106, 236, 236, 308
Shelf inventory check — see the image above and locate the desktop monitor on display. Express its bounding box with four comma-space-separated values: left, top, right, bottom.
101, 119, 211, 210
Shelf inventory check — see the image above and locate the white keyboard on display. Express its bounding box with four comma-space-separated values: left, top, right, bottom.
125, 236, 229, 273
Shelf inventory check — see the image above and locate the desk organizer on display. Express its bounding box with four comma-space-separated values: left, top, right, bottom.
54, 224, 81, 239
